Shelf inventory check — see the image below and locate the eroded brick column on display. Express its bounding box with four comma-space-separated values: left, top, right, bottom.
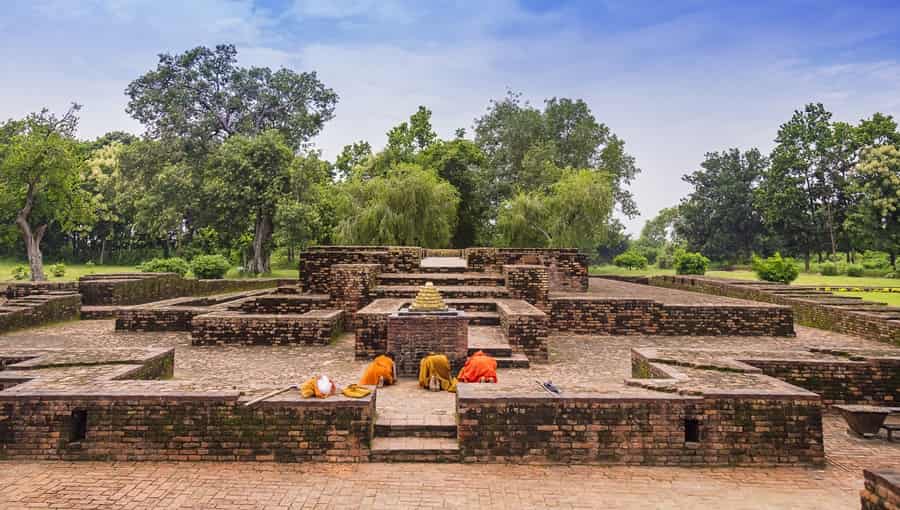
503, 265, 549, 310
329, 264, 380, 330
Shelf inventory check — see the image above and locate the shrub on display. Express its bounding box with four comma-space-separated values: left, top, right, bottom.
11, 265, 29, 280
846, 264, 864, 277
613, 251, 648, 270
674, 251, 709, 275
49, 263, 66, 278
191, 254, 231, 279
752, 253, 799, 284
138, 257, 189, 277
820, 262, 839, 276
657, 253, 675, 270
861, 250, 890, 270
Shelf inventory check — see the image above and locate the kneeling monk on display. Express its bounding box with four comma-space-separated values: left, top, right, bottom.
359, 353, 396, 386
418, 353, 457, 392
457, 350, 498, 383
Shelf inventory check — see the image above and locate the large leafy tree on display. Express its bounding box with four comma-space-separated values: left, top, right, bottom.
275, 151, 337, 261
204, 130, 294, 274
678, 148, 766, 262
0, 105, 91, 280
335, 163, 460, 247
126, 44, 338, 151
495, 169, 613, 250
847, 145, 900, 269
474, 92, 639, 217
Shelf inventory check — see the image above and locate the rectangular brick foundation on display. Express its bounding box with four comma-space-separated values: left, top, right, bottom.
387, 313, 468, 376
862, 470, 900, 510
191, 310, 343, 346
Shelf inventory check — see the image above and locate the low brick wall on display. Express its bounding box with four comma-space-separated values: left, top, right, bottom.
0, 392, 373, 462
115, 290, 279, 332
354, 299, 406, 360
466, 248, 588, 292
651, 275, 900, 346
861, 469, 900, 510
497, 299, 549, 362
387, 314, 468, 376
456, 385, 824, 466
79, 273, 281, 306
300, 246, 422, 293
549, 296, 795, 336
5, 281, 79, 298
0, 293, 81, 333
503, 265, 549, 310
191, 310, 343, 346
744, 357, 900, 406
238, 294, 331, 314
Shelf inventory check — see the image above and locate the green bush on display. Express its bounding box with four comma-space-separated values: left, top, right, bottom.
49, 263, 66, 278
613, 251, 648, 270
820, 262, 840, 276
138, 257, 190, 277
190, 254, 231, 279
846, 264, 864, 277
752, 253, 799, 284
657, 253, 675, 270
673, 251, 709, 275
11, 265, 29, 280
861, 250, 890, 270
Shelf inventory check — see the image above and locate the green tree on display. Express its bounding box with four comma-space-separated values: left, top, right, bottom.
205, 130, 295, 274
0, 105, 91, 280
848, 145, 900, 269
335, 164, 459, 247
275, 151, 337, 260
126, 44, 338, 151
678, 148, 766, 262
495, 169, 614, 250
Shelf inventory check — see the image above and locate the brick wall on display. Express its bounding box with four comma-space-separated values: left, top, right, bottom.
465, 248, 588, 292
238, 294, 332, 314
300, 246, 422, 293
743, 358, 900, 406
497, 299, 549, 362
650, 275, 899, 346
354, 299, 406, 360
5, 281, 79, 298
79, 273, 280, 306
861, 469, 900, 510
0, 293, 81, 334
549, 296, 795, 336
191, 310, 342, 346
387, 314, 468, 376
329, 264, 380, 330
0, 393, 373, 463
503, 265, 549, 310
456, 385, 824, 466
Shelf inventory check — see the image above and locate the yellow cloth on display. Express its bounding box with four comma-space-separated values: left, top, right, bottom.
359, 355, 395, 385
418, 354, 457, 393
299, 376, 335, 398
342, 384, 372, 399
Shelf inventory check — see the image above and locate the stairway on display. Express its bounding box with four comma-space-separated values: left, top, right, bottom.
468, 325, 529, 368
371, 392, 460, 462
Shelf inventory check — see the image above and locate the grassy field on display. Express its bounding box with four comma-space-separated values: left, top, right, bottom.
590, 265, 900, 288
835, 291, 900, 307
0, 259, 297, 282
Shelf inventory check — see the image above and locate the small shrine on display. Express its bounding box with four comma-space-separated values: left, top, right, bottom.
409, 282, 448, 312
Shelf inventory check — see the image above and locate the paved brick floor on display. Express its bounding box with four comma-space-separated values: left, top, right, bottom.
1, 315, 899, 508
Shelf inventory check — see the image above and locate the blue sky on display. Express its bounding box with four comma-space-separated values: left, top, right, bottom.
3, 0, 900, 233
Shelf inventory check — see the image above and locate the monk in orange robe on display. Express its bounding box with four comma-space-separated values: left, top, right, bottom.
359, 353, 396, 386
457, 351, 498, 383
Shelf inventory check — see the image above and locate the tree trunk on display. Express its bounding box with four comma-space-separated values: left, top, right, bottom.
804, 252, 811, 272
17, 220, 47, 281
248, 212, 273, 275
891, 251, 897, 271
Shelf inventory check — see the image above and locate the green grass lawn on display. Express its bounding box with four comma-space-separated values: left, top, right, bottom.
590, 264, 900, 287
835, 291, 900, 307
0, 258, 298, 283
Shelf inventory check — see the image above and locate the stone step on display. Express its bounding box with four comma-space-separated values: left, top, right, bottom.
444, 299, 497, 312
374, 422, 457, 438
466, 311, 500, 326
375, 285, 509, 299
495, 353, 530, 369
370, 437, 460, 462
377, 272, 505, 287
81, 305, 119, 320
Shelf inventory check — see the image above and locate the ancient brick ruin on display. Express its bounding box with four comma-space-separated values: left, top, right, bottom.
0, 245, 897, 470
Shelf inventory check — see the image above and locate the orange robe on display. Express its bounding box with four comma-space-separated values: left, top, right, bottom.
457, 351, 498, 383
359, 355, 395, 386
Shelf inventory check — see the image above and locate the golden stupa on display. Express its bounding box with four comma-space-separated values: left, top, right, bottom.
409, 282, 448, 312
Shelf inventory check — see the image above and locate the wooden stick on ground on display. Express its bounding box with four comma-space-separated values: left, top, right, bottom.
243, 384, 299, 407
